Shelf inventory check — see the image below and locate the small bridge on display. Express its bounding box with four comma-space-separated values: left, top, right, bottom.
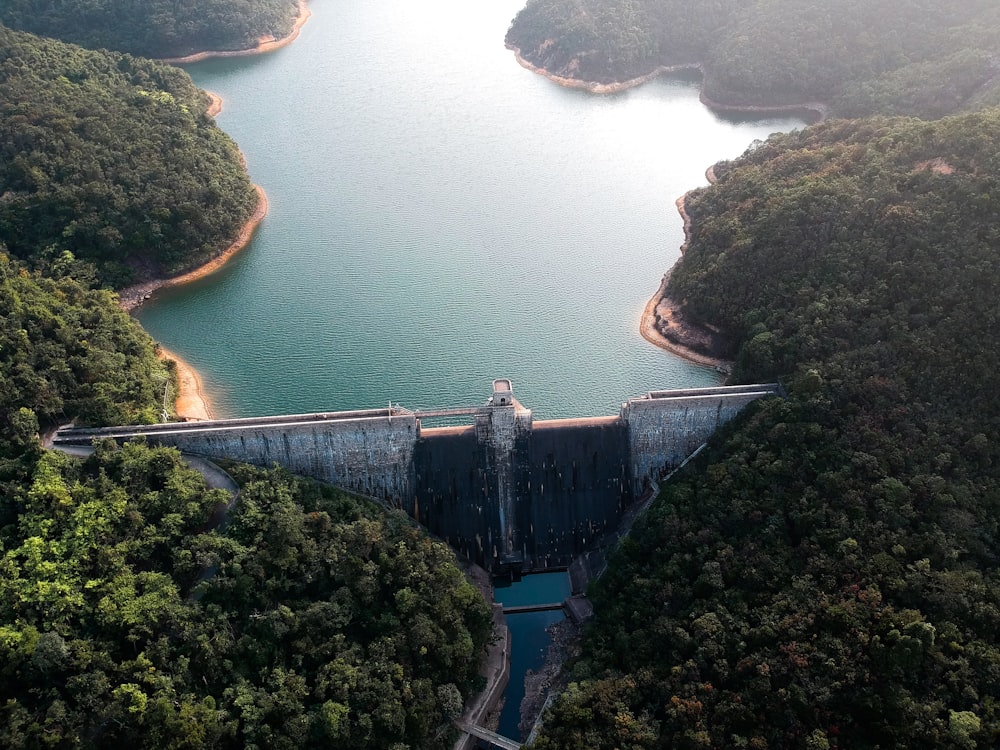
54, 380, 779, 573
457, 722, 522, 750
500, 602, 564, 615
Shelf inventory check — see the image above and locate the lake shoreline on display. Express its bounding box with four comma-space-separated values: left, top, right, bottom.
507, 45, 828, 121
159, 0, 312, 65
639, 268, 732, 371
158, 346, 214, 421
507, 47, 822, 371
205, 91, 223, 117
640, 168, 734, 370
508, 44, 703, 94
117, 184, 268, 313
117, 184, 267, 419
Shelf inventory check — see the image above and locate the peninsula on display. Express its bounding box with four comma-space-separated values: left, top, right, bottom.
505, 0, 1000, 118
160, 0, 313, 64
0, 0, 305, 59
117, 185, 269, 314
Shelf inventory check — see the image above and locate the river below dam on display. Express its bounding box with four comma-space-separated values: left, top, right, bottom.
135, 0, 804, 739
494, 572, 572, 740
136, 0, 804, 420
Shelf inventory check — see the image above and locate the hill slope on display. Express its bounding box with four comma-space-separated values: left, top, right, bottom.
0, 0, 300, 59
0, 26, 259, 287
0, 447, 492, 749
530, 109, 1000, 749
506, 0, 1000, 117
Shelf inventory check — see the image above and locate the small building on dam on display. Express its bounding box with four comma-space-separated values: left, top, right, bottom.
54, 380, 780, 573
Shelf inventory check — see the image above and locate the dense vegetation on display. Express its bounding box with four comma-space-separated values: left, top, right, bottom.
0, 218, 492, 749
8, 0, 1000, 744
0, 443, 492, 748
0, 5, 499, 748
506, 0, 1000, 117
0, 0, 299, 59
0, 237, 492, 749
0, 251, 169, 438
0, 26, 258, 287
530, 110, 1000, 748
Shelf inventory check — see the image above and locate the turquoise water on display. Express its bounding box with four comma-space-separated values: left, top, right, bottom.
131, 0, 806, 734
494, 572, 572, 740
501, 609, 565, 740
494, 572, 572, 608
135, 0, 805, 420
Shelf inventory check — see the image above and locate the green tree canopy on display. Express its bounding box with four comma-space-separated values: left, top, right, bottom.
0, 448, 493, 749
507, 0, 1000, 117
0, 251, 168, 440
0, 0, 300, 59
0, 26, 258, 286
530, 109, 1000, 748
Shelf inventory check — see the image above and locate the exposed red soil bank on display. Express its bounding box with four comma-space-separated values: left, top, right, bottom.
160, 0, 312, 64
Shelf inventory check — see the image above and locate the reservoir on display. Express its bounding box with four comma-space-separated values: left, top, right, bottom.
135, 0, 805, 420
132, 0, 806, 738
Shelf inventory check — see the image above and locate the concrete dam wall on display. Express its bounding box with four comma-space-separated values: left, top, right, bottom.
54, 381, 779, 573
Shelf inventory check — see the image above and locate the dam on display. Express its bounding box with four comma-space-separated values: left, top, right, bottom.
54, 381, 779, 573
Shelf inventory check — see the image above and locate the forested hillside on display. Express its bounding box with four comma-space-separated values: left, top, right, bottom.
0, 208, 493, 750
0, 26, 258, 287
0, 446, 492, 748
0, 252, 168, 438
529, 110, 1000, 748
506, 0, 1000, 117
0, 5, 500, 748
0, 0, 299, 59
0, 257, 493, 749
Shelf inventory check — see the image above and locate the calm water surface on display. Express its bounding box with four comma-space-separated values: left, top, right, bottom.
494, 572, 572, 739
137, 0, 804, 418
135, 0, 806, 736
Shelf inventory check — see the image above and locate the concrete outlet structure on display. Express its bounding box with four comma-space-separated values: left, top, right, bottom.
54, 380, 779, 573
